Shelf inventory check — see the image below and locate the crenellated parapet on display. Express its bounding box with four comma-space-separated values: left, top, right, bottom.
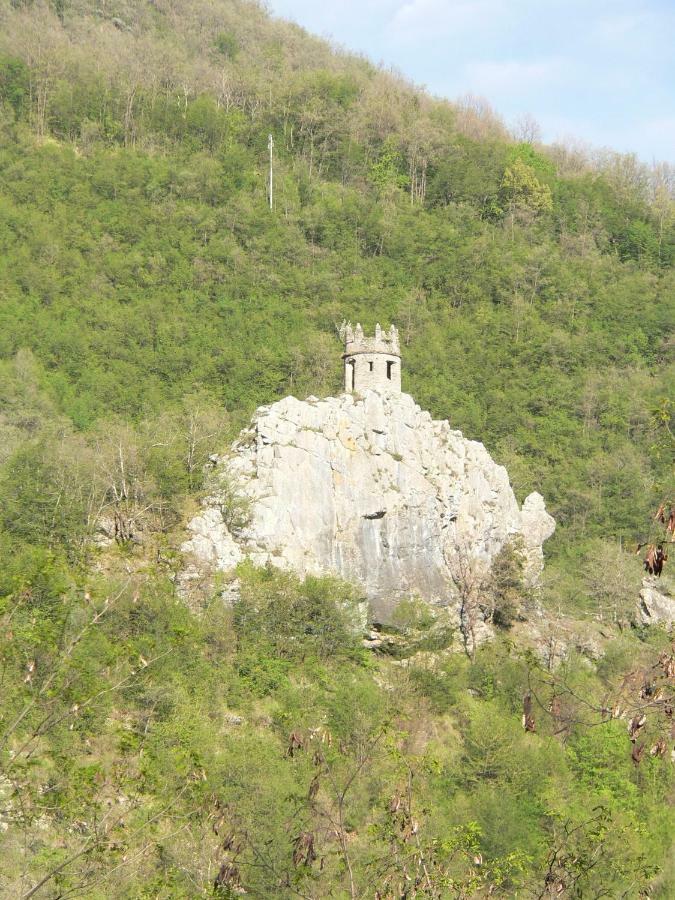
340, 321, 401, 393
340, 321, 400, 357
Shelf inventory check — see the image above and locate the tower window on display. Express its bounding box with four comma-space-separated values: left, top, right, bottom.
387, 360, 394, 380
347, 358, 356, 391
368, 361, 374, 371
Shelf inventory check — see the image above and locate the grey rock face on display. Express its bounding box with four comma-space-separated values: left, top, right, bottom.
520, 492, 556, 586
638, 577, 675, 627
183, 391, 555, 622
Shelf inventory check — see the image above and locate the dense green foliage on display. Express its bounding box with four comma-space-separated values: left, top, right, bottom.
0, 0, 672, 557
0, 1, 673, 896
1, 558, 673, 897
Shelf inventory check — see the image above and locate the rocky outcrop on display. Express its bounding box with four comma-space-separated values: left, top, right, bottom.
638, 576, 675, 627
183, 391, 555, 622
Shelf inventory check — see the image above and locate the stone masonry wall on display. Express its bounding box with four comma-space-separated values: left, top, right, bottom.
341, 322, 401, 394
345, 353, 401, 393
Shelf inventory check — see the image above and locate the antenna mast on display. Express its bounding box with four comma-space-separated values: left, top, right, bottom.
268, 133, 274, 210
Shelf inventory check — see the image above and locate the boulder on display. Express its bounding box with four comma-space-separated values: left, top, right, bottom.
183, 391, 555, 623
638, 576, 675, 627
519, 492, 556, 585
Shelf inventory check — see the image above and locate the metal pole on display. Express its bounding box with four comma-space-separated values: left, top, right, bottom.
268, 133, 274, 210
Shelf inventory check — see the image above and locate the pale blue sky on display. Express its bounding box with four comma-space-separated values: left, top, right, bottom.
268, 0, 675, 163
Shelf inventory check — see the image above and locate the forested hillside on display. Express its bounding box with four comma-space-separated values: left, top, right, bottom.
0, 1, 673, 897
0, 0, 673, 553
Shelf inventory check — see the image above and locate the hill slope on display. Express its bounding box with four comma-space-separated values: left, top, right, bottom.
0, 0, 673, 559
0, 2, 674, 897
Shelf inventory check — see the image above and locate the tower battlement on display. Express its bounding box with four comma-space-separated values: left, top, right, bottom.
340, 322, 400, 357
339, 322, 401, 394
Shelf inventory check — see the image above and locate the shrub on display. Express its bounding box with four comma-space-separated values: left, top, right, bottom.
233, 564, 364, 662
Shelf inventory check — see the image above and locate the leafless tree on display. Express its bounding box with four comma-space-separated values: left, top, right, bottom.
513, 112, 542, 144
445, 541, 489, 661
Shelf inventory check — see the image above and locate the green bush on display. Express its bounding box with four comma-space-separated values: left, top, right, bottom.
234, 564, 364, 662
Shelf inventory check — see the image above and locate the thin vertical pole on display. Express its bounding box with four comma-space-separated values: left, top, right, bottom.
268, 133, 274, 211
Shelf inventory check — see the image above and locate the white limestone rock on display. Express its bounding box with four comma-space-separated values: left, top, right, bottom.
519, 492, 556, 586
182, 391, 555, 622
638, 577, 675, 627
185, 506, 243, 570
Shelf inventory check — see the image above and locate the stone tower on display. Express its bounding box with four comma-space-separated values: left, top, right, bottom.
340, 322, 401, 393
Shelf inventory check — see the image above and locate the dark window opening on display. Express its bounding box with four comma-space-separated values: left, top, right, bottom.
386, 360, 394, 380
368, 361, 374, 371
